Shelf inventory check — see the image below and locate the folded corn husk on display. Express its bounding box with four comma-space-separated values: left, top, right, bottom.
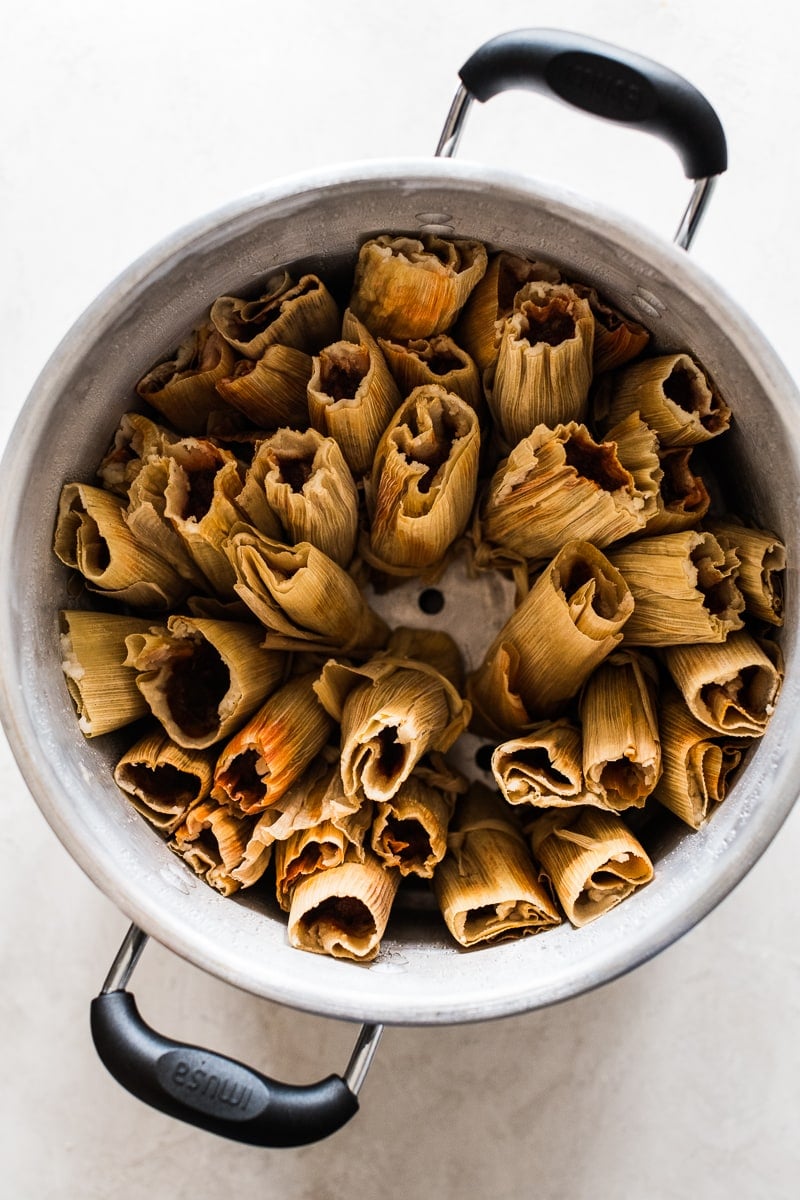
287, 850, 400, 961
492, 719, 584, 808
215, 344, 313, 428
662, 631, 782, 736
125, 616, 286, 749
308, 314, 402, 477
706, 519, 786, 626
643, 447, 710, 535
364, 385, 480, 573
275, 804, 374, 912
210, 272, 340, 359
572, 284, 650, 373
168, 800, 272, 896
244, 749, 362, 845
579, 650, 661, 810
599, 353, 732, 445
54, 483, 188, 609
314, 652, 470, 802
349, 234, 487, 339
486, 281, 595, 444
652, 687, 747, 828
161, 437, 249, 595
468, 540, 634, 734
124, 455, 217, 593
608, 530, 744, 645
456, 251, 561, 372
114, 727, 216, 834
434, 783, 561, 947
384, 626, 466, 692
481, 415, 661, 562
529, 807, 654, 926
224, 524, 389, 653
97, 412, 180, 495
377, 333, 484, 415
135, 324, 236, 435
60, 610, 153, 737
213, 672, 335, 815
371, 773, 456, 878
238, 428, 359, 568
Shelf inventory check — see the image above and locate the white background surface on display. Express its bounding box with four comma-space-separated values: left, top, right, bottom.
2, 2, 799, 1197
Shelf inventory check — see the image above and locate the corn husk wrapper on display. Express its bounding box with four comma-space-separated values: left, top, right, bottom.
579, 651, 661, 811
168, 800, 272, 896
573, 284, 650, 373
349, 234, 487, 339
213, 673, 335, 815
125, 616, 286, 749
97, 412, 180, 495
385, 625, 465, 692
481, 415, 661, 562
59, 610, 153, 737
599, 353, 731, 445
529, 807, 653, 926
54, 483, 188, 609
377, 333, 484, 415
287, 850, 400, 961
135, 324, 236, 435
245, 749, 363, 846
487, 281, 595, 444
314, 654, 470, 802
435, 783, 561, 947
114, 727, 216, 834
161, 438, 248, 595
644, 447, 710, 535
652, 688, 748, 829
275, 804, 374, 912
491, 719, 583, 808
308, 322, 401, 477
224, 524, 389, 653
239, 428, 359, 568
608, 530, 744, 645
215, 344, 313, 428
662, 631, 781, 736
210, 273, 340, 359
124, 455, 217, 593
456, 251, 561, 373
468, 540, 634, 734
365, 386, 480, 573
371, 773, 456, 878
706, 519, 785, 626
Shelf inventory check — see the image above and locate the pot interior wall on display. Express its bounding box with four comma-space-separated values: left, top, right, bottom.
2, 162, 799, 1024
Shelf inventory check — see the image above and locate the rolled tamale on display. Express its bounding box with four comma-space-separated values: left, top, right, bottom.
135, 324, 236, 435
599, 352, 731, 445
114, 727, 216, 834
468, 540, 634, 734
59, 610, 153, 737
572, 284, 650, 373
456, 250, 561, 372
370, 773, 456, 878
215, 344, 313, 428
434, 783, 561, 947
529, 806, 654, 927
287, 851, 400, 961
579, 651, 661, 811
608, 530, 744, 646
662, 632, 782, 737
652, 688, 748, 829
125, 616, 286, 749
377, 333, 484, 415
97, 411, 179, 496
275, 805, 374, 912
486, 280, 594, 443
225, 525, 389, 652
349, 234, 488, 339
364, 385, 480, 573
168, 800, 272, 896
706, 519, 785, 626
491, 719, 584, 808
213, 672, 335, 815
643, 446, 711, 536
210, 272, 340, 359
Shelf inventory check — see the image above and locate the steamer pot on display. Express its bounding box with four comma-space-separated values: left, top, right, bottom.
1, 30, 798, 1146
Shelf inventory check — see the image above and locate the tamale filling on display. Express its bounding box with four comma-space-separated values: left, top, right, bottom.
375, 726, 406, 778
121, 762, 198, 806
302, 896, 375, 939
166, 640, 230, 738
275, 451, 316, 492
511, 746, 572, 787
182, 467, 217, 521
220, 749, 266, 808
563, 432, 631, 491
319, 345, 369, 401
382, 817, 430, 862
522, 299, 575, 346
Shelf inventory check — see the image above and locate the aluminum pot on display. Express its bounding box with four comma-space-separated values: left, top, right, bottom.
1, 29, 798, 1146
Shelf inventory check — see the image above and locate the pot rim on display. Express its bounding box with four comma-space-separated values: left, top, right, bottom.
2, 157, 799, 1025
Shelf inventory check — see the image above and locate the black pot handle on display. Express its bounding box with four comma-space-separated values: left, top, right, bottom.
90, 924, 382, 1147
436, 28, 727, 247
